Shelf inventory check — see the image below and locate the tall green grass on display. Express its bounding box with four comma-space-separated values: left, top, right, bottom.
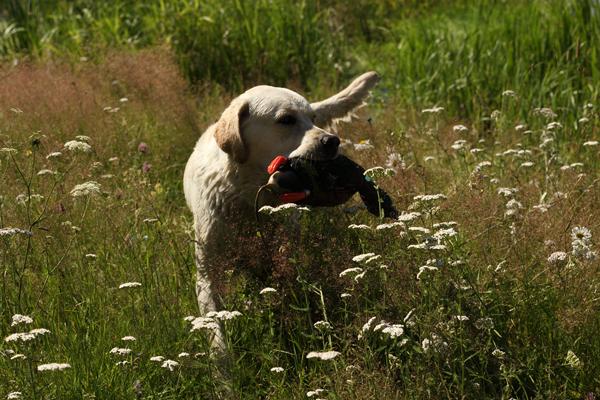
363, 0, 600, 131
1, 0, 598, 130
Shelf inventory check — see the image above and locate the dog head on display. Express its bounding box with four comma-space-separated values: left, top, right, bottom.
213, 71, 379, 168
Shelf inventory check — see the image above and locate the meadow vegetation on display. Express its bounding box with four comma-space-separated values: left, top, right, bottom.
1, 0, 599, 398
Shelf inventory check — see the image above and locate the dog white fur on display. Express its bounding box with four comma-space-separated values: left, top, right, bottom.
183, 72, 379, 350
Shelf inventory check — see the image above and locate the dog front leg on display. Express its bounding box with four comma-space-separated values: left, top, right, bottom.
194, 224, 227, 353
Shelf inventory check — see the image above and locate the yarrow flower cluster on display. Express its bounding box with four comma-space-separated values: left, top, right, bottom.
37, 363, 71, 372
187, 310, 242, 333
306, 350, 341, 361
571, 226, 597, 260
70, 181, 101, 197
11, 314, 33, 326
0, 228, 33, 238
63, 140, 92, 153
259, 287, 277, 295
161, 359, 179, 371
119, 282, 142, 289
547, 251, 568, 267
259, 203, 310, 215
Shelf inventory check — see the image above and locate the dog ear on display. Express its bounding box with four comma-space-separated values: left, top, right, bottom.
311, 71, 380, 128
214, 98, 250, 163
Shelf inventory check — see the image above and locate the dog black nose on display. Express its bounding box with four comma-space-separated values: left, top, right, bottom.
320, 135, 340, 150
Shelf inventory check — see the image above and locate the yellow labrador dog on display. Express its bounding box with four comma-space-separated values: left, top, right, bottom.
183, 72, 379, 350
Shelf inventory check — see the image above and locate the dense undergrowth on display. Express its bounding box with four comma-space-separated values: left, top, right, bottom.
1, 1, 600, 399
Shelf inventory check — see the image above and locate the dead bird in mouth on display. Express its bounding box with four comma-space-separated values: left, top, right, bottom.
256, 155, 398, 219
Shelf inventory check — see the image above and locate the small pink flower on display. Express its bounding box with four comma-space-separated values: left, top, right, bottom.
142, 162, 151, 173
138, 142, 149, 154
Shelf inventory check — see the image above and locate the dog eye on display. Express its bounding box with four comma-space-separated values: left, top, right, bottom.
277, 115, 296, 125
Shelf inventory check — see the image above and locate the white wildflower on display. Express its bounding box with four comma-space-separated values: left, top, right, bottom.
497, 187, 518, 197
358, 316, 377, 339
150, 356, 165, 362
348, 224, 371, 230
85, 254, 97, 259
0, 228, 33, 238
306, 389, 326, 397
70, 181, 101, 197
178, 352, 190, 358
354, 271, 367, 282
364, 166, 395, 180
119, 282, 141, 289
454, 315, 469, 322
352, 253, 376, 263
37, 169, 55, 176
161, 359, 179, 371
451, 139, 467, 151
0, 147, 18, 154
7, 392, 22, 400
502, 90, 516, 97
313, 321, 332, 331
353, 140, 374, 151
121, 336, 136, 342
115, 360, 129, 367
270, 366, 285, 373
37, 363, 71, 371
515, 124, 527, 131
259, 287, 277, 295
579, 117, 590, 124
206, 310, 242, 320
339, 267, 363, 278
306, 351, 341, 361
4, 332, 35, 343
583, 141, 598, 147
10, 354, 27, 360
183, 316, 195, 322
109, 347, 131, 356
190, 317, 220, 332
417, 265, 438, 280
534, 107, 557, 119
397, 211, 421, 222
29, 328, 50, 337
376, 222, 403, 230
422, 106, 444, 114
546, 122, 562, 130
63, 140, 92, 153
571, 226, 592, 244
119, 97, 129, 103
46, 151, 62, 159
409, 226, 431, 234
365, 254, 381, 264
341, 293, 352, 299
385, 152, 405, 170
11, 314, 33, 326
259, 203, 310, 214
453, 124, 468, 134
381, 324, 404, 339
75, 135, 91, 142
547, 251, 568, 267
421, 334, 447, 353
434, 228, 457, 239
492, 349, 506, 359
413, 194, 446, 202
